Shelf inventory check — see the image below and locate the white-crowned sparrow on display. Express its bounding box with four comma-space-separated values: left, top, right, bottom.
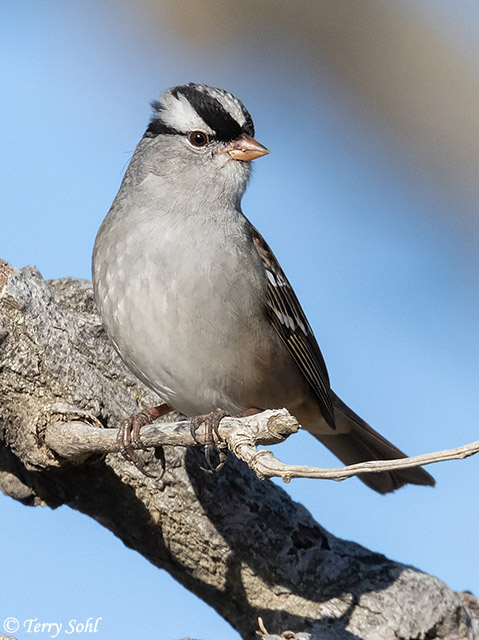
92, 83, 435, 493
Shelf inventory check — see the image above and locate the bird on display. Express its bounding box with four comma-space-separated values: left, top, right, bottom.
92, 82, 435, 493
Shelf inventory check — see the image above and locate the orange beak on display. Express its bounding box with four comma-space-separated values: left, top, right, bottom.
224, 134, 270, 162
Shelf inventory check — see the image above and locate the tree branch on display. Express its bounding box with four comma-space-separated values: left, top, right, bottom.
1, 259, 478, 640
43, 406, 479, 483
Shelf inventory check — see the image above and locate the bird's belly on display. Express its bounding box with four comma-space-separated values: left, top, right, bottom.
94, 241, 305, 417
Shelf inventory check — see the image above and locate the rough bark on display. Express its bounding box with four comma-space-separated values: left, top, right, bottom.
0, 258, 477, 640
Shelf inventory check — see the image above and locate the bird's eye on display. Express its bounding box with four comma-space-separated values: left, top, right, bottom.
188, 131, 209, 147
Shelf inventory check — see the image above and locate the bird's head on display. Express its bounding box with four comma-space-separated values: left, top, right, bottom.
139, 83, 269, 208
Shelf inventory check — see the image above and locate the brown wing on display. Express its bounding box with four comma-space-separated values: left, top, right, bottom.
251, 226, 335, 428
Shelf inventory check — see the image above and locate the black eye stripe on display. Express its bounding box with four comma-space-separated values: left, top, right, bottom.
145, 119, 178, 137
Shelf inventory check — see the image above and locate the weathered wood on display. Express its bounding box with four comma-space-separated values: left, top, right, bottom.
42, 410, 479, 482
0, 259, 477, 640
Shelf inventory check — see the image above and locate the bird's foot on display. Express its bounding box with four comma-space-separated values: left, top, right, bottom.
190, 408, 229, 472
117, 403, 172, 477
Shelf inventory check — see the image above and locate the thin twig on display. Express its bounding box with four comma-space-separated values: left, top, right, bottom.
230, 436, 479, 483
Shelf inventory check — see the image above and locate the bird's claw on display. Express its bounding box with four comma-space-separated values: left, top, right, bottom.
190, 408, 229, 472
117, 404, 171, 478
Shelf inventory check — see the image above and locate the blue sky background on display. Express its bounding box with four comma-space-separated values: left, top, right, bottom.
1, 3, 478, 639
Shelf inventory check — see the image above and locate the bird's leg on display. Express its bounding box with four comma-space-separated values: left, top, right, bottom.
237, 407, 262, 418
190, 408, 229, 472
117, 403, 172, 477
190, 407, 263, 472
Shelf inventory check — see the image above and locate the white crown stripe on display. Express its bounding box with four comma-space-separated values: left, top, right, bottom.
159, 91, 216, 135
203, 86, 247, 128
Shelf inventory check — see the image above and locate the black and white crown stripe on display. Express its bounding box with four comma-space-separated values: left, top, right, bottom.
250, 227, 336, 429
146, 83, 255, 142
